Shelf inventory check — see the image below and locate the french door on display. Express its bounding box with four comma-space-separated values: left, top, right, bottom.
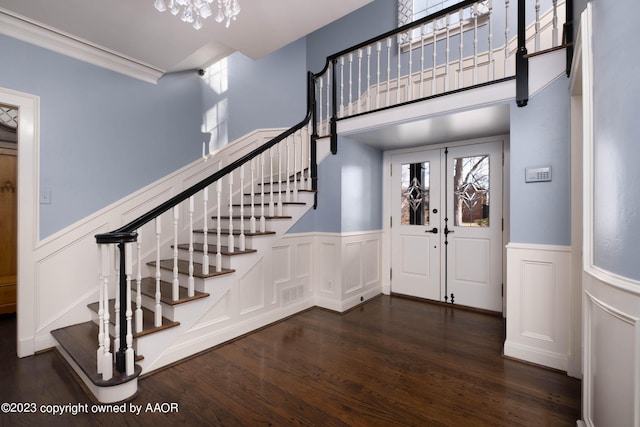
390, 140, 503, 312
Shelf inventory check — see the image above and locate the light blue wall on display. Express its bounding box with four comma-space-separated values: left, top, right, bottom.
289, 136, 383, 234
509, 76, 571, 246
0, 34, 307, 239
306, 0, 396, 73
0, 34, 206, 239
592, 0, 640, 280
203, 38, 307, 150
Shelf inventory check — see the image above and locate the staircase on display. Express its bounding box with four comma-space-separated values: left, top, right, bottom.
52, 172, 317, 403
44, 0, 569, 404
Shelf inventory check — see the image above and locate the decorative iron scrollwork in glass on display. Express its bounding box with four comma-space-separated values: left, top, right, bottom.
401, 162, 430, 225
453, 155, 489, 227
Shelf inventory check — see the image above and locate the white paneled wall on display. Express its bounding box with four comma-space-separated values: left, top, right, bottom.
314, 231, 383, 312
504, 243, 572, 371
582, 278, 640, 427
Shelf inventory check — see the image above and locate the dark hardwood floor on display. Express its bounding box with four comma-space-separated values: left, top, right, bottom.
0, 296, 581, 426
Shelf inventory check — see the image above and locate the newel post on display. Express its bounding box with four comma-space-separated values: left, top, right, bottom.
515, 0, 529, 107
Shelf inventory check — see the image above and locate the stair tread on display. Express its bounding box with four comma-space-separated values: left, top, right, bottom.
214, 215, 292, 220
194, 229, 275, 237
51, 322, 142, 387
231, 202, 306, 207
148, 259, 235, 278
138, 277, 209, 306
87, 300, 180, 338
244, 189, 316, 195
175, 243, 257, 256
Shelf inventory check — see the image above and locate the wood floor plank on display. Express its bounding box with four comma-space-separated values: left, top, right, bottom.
0, 296, 581, 425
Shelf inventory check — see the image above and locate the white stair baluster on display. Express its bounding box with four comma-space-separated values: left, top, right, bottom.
293, 133, 298, 202
97, 246, 107, 375
285, 137, 291, 203
376, 41, 381, 109
135, 230, 143, 333
340, 56, 345, 117
458, 8, 464, 89
408, 32, 413, 101
488, 0, 494, 80
318, 76, 324, 134
260, 152, 266, 232
420, 24, 425, 98
96, 272, 104, 375
432, 22, 438, 95
473, 4, 479, 84
445, 13, 451, 92
325, 70, 331, 135
228, 170, 235, 252
348, 53, 354, 115
188, 196, 195, 297
125, 242, 134, 376
552, 0, 558, 47
114, 250, 120, 359
366, 46, 371, 112
269, 148, 275, 217
535, 0, 541, 52
172, 206, 179, 301
154, 217, 162, 327
504, 0, 510, 77
102, 245, 112, 380
239, 164, 246, 252
396, 34, 402, 105
250, 158, 257, 234
216, 179, 222, 271
277, 143, 283, 217
202, 185, 210, 275
357, 49, 362, 114
298, 129, 305, 193
386, 38, 391, 107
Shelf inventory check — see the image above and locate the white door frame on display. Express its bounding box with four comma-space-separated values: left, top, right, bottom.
382, 135, 510, 314
0, 87, 40, 358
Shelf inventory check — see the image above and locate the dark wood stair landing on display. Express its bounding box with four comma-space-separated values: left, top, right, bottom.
51, 322, 142, 387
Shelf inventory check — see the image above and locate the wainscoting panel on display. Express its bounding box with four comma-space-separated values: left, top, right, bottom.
314, 232, 383, 312
582, 273, 640, 427
504, 243, 571, 371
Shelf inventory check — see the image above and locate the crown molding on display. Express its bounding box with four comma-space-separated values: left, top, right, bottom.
0, 8, 164, 85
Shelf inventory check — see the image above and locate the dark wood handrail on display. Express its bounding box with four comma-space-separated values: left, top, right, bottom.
95, 71, 316, 245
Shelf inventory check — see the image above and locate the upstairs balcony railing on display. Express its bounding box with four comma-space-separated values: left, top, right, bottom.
312, 0, 567, 153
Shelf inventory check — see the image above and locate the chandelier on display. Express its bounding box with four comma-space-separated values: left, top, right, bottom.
153, 0, 241, 30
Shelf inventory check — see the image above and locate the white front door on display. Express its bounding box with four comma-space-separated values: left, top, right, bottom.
390, 141, 503, 312
445, 141, 503, 311
390, 150, 442, 300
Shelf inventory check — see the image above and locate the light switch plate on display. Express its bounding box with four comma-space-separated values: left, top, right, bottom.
40, 189, 52, 204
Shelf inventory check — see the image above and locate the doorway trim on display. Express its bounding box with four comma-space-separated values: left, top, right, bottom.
0, 87, 40, 357
382, 134, 510, 314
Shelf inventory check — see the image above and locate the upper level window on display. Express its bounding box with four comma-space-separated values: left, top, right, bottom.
398, 0, 490, 43
414, 0, 460, 20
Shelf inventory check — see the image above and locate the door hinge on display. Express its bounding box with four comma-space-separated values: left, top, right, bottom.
390, 268, 393, 280
501, 283, 504, 297
390, 164, 392, 176
390, 216, 392, 228
501, 218, 504, 231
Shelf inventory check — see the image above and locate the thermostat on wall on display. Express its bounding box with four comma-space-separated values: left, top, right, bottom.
525, 166, 552, 183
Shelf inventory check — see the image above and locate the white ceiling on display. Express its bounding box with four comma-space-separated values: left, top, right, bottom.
343, 104, 511, 150
0, 0, 372, 74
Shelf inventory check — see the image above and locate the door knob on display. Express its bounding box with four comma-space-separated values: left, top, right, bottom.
426, 227, 438, 234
